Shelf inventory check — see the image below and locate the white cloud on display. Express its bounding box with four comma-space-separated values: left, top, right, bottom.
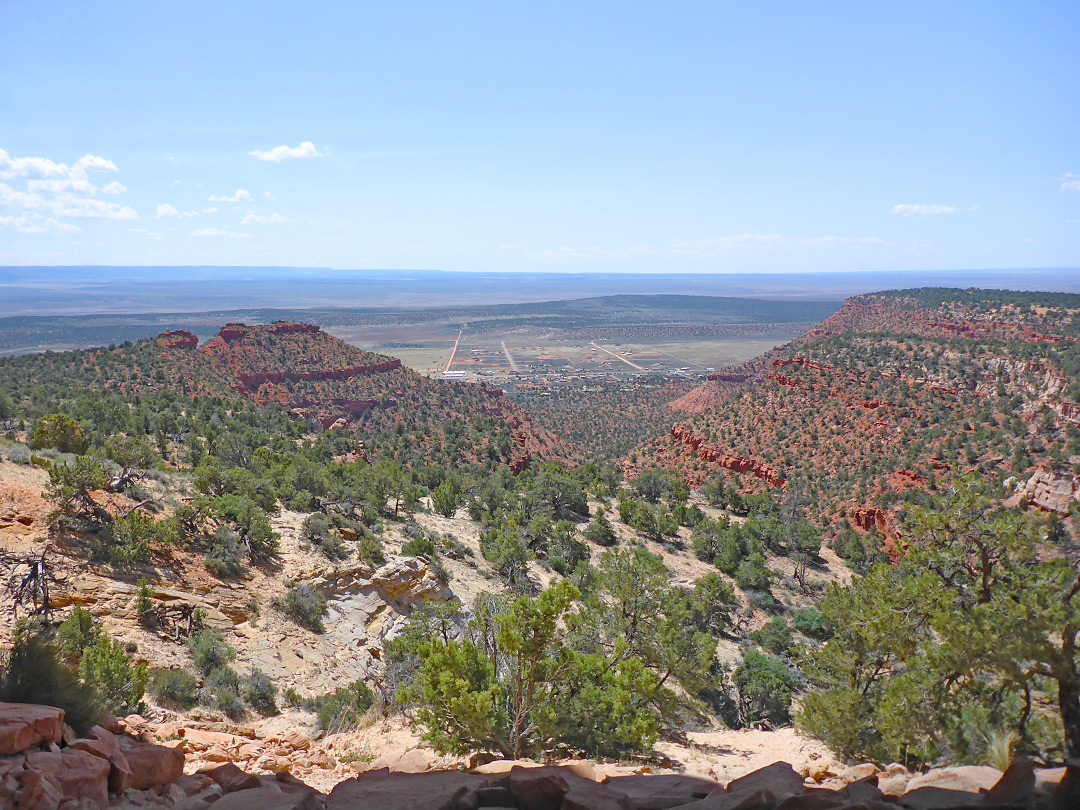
671, 234, 788, 257
202, 207, 219, 214
0, 215, 81, 234
891, 204, 958, 216
191, 227, 253, 238
156, 203, 181, 218
0, 149, 136, 222
261, 191, 275, 201
1061, 173, 1080, 192
101, 181, 127, 195
209, 188, 252, 202
0, 149, 117, 186
249, 141, 324, 162
241, 211, 291, 224
74, 155, 118, 173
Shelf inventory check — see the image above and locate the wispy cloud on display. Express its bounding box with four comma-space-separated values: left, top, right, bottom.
261, 191, 275, 201
156, 203, 181, 218
0, 215, 81, 234
209, 188, 252, 202
1061, 173, 1080, 192
101, 181, 126, 195
891, 204, 957, 216
191, 227, 252, 238
249, 141, 324, 162
241, 211, 291, 224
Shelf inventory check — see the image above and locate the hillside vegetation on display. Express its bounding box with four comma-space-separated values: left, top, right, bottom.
0, 288, 1078, 785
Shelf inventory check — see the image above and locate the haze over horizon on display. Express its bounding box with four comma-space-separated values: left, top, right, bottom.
1, 2, 1077, 276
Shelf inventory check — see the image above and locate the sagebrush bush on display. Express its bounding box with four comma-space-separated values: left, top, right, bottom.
243, 667, 278, 715
307, 679, 375, 733
149, 667, 199, 709
275, 583, 328, 633
187, 629, 236, 675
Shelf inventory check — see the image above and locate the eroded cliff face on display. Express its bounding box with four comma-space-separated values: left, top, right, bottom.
1022, 465, 1080, 516
669, 425, 785, 486
633, 291, 1079, 555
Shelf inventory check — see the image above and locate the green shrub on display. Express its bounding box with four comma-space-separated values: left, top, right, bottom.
356, 534, 386, 565
31, 413, 88, 454
78, 635, 148, 716
792, 608, 831, 640
149, 668, 199, 709
430, 481, 459, 518
187, 629, 236, 675
135, 578, 156, 627
204, 527, 244, 577
749, 617, 794, 656
206, 666, 245, 719
0, 633, 101, 734
307, 679, 376, 733
56, 606, 99, 658
735, 552, 773, 591
276, 583, 328, 633
584, 509, 617, 547
243, 667, 278, 715
402, 535, 437, 558
733, 649, 797, 726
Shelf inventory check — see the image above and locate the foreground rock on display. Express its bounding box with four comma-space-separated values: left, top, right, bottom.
0, 703, 1078, 809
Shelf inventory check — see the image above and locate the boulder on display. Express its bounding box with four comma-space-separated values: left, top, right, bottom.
507, 766, 576, 810
473, 759, 544, 775
211, 785, 323, 810
602, 773, 718, 809
16, 770, 63, 810
327, 769, 494, 810
983, 759, 1035, 806
897, 786, 982, 809
123, 742, 185, 790
725, 761, 807, 803
561, 782, 633, 810
199, 761, 263, 793
24, 750, 110, 809
0, 704, 64, 755
904, 766, 1002, 795
172, 773, 216, 796
368, 747, 434, 774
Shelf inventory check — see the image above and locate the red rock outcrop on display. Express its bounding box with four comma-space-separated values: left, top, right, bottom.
852, 506, 888, 533
670, 425, 785, 486
270, 321, 321, 335
156, 329, 198, 349
218, 323, 251, 341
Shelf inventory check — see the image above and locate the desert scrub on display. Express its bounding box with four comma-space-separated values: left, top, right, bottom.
149, 667, 199, 709
274, 582, 328, 633
306, 679, 376, 734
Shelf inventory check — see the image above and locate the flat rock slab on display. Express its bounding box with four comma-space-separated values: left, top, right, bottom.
0, 703, 64, 755
327, 769, 495, 810
212, 785, 323, 810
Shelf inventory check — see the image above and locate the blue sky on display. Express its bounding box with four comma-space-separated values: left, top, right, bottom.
1, 1, 1077, 273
